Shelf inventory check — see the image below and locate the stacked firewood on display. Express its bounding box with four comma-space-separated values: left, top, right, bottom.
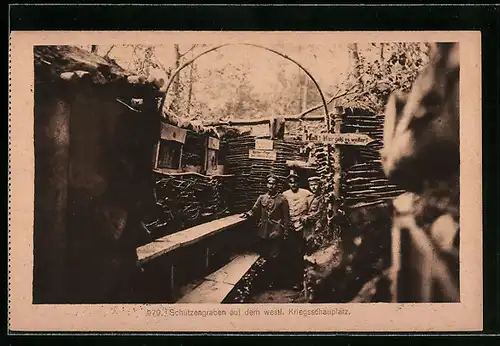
143, 172, 235, 238
224, 136, 304, 212
344, 161, 405, 208
316, 109, 400, 302
301, 109, 403, 302
270, 141, 304, 181
341, 110, 404, 209
223, 136, 256, 212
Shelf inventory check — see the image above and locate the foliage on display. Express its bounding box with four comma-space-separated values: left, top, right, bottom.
86, 42, 431, 123
340, 43, 432, 113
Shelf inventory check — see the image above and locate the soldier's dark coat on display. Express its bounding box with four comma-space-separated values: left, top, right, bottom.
248, 192, 291, 259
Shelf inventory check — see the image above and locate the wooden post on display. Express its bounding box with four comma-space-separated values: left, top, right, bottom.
204, 135, 209, 174
332, 106, 343, 197
154, 140, 161, 169
420, 252, 433, 302
205, 246, 210, 269
170, 264, 176, 297
390, 215, 402, 302
324, 107, 332, 185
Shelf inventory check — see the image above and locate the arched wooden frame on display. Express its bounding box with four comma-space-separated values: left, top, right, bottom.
161, 43, 329, 121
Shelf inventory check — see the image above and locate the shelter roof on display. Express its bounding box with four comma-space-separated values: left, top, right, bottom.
34, 45, 165, 90
163, 111, 220, 138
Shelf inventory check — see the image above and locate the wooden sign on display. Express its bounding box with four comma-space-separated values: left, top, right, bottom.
161, 123, 187, 144
249, 149, 277, 161
208, 137, 220, 150
255, 139, 274, 150
317, 133, 375, 146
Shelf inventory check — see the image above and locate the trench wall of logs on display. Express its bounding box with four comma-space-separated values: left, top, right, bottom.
335, 109, 403, 302
223, 135, 306, 212
297, 108, 403, 302
340, 108, 405, 210
143, 171, 236, 240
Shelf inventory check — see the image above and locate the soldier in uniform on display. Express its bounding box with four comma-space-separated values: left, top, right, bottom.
301, 176, 326, 246
282, 170, 313, 289
242, 174, 291, 288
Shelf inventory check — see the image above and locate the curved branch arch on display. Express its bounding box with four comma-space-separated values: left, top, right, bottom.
161, 43, 329, 118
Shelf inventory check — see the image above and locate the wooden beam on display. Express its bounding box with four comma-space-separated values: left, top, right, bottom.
202, 115, 326, 127
205, 253, 260, 285
136, 214, 247, 265
176, 279, 234, 304
332, 106, 343, 197
152, 169, 235, 178
177, 252, 260, 303
154, 140, 160, 170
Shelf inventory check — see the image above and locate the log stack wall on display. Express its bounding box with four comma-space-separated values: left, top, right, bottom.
341, 109, 405, 209
144, 172, 236, 241
224, 136, 304, 212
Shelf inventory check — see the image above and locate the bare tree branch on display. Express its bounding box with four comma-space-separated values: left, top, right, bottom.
151, 51, 171, 76
295, 83, 359, 119
179, 44, 198, 58
103, 45, 115, 58
161, 44, 232, 95
127, 45, 138, 70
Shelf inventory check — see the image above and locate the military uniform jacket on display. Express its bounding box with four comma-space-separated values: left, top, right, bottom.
248, 192, 291, 239
283, 188, 313, 232
303, 194, 326, 239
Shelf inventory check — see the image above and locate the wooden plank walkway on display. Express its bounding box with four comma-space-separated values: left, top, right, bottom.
205, 253, 261, 285
176, 280, 235, 304
136, 214, 247, 265
177, 252, 260, 303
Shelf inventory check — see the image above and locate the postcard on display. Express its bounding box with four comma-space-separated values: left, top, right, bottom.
8, 30, 482, 332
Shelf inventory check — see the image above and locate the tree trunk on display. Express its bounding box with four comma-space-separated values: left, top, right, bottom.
301, 71, 308, 112
173, 44, 181, 97
379, 43, 385, 61
347, 43, 361, 85
296, 72, 303, 114
169, 44, 181, 115
186, 62, 194, 117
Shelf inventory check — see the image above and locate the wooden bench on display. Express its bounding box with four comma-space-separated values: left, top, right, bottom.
177, 252, 260, 303
135, 214, 249, 301
137, 214, 247, 265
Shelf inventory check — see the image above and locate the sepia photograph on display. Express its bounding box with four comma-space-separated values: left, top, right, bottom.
9, 31, 481, 332
31, 40, 460, 305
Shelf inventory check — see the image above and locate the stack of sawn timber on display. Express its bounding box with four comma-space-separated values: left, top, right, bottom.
341, 109, 405, 209
224, 135, 304, 213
